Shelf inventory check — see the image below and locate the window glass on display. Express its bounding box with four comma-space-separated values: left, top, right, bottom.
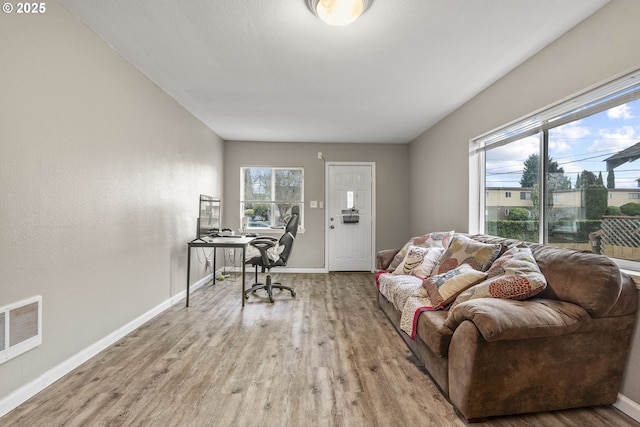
546, 100, 640, 259
241, 167, 303, 229
480, 92, 640, 265
484, 136, 539, 242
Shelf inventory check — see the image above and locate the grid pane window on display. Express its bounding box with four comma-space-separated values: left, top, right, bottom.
241, 167, 303, 229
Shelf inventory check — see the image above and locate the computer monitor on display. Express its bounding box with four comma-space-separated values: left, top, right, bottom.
197, 195, 221, 238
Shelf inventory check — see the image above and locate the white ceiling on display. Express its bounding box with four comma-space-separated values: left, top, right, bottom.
58, 0, 608, 144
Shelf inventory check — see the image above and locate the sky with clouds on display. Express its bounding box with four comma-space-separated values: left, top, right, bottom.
486, 98, 640, 189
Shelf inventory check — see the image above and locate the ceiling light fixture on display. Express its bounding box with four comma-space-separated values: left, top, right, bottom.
307, 0, 373, 26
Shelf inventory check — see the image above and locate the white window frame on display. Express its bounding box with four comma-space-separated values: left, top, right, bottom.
240, 166, 304, 230
470, 69, 640, 272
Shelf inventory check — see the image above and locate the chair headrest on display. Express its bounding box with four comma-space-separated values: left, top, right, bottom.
285, 205, 300, 235
278, 206, 300, 264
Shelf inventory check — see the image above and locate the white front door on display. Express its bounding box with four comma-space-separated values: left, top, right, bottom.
327, 163, 375, 271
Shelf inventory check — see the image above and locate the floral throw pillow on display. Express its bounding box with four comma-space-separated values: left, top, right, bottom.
420, 263, 488, 308
431, 234, 503, 275
388, 231, 454, 272
450, 246, 547, 310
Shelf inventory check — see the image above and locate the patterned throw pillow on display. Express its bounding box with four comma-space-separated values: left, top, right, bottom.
450, 246, 547, 309
393, 246, 428, 275
431, 234, 502, 275
388, 231, 454, 271
412, 247, 444, 278
392, 246, 443, 277
420, 263, 488, 308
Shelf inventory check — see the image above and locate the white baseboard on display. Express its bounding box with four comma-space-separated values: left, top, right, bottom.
615, 393, 640, 422
0, 273, 212, 418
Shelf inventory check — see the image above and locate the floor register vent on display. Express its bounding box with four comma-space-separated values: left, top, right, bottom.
0, 296, 42, 365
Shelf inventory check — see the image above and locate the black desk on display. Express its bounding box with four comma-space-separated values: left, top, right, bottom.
186, 236, 255, 307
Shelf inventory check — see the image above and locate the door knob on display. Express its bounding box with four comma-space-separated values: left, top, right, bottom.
330, 225, 335, 229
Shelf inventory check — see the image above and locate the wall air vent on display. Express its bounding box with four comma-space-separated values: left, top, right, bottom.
0, 296, 42, 365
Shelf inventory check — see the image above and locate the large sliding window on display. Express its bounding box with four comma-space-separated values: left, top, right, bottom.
472, 70, 640, 269
240, 167, 304, 230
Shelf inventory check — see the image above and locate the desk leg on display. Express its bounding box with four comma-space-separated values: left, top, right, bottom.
186, 245, 191, 307
213, 248, 217, 286
242, 246, 246, 307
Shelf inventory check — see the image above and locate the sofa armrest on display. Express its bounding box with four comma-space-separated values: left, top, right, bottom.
444, 298, 589, 342
376, 248, 400, 270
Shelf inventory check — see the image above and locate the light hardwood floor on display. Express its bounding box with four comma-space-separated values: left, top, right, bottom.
2, 272, 639, 427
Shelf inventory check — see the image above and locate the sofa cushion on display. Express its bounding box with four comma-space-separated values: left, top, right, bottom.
388, 231, 454, 271
444, 297, 589, 342
421, 264, 488, 308
450, 246, 547, 308
531, 245, 624, 318
432, 234, 503, 275
414, 310, 453, 357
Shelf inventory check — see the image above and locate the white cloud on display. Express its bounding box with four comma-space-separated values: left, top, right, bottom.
591, 126, 638, 153
607, 104, 634, 119
486, 135, 538, 161
552, 121, 591, 140
549, 122, 590, 153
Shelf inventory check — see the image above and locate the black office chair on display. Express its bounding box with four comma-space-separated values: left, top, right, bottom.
244, 206, 299, 303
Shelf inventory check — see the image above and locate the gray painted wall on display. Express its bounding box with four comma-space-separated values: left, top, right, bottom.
0, 4, 224, 400
408, 0, 640, 406
223, 141, 410, 268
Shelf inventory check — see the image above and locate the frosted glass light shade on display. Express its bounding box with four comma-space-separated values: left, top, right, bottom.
309, 0, 372, 26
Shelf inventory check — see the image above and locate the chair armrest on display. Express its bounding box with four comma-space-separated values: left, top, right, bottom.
250, 236, 278, 247
249, 237, 279, 266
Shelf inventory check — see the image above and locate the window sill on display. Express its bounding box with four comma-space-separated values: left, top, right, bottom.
245, 228, 306, 235
620, 269, 640, 290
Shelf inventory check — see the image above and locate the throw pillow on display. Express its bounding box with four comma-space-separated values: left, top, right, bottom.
388, 230, 455, 271
392, 246, 444, 277
450, 246, 547, 309
412, 247, 444, 278
420, 263, 488, 308
431, 234, 502, 275
393, 246, 429, 275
